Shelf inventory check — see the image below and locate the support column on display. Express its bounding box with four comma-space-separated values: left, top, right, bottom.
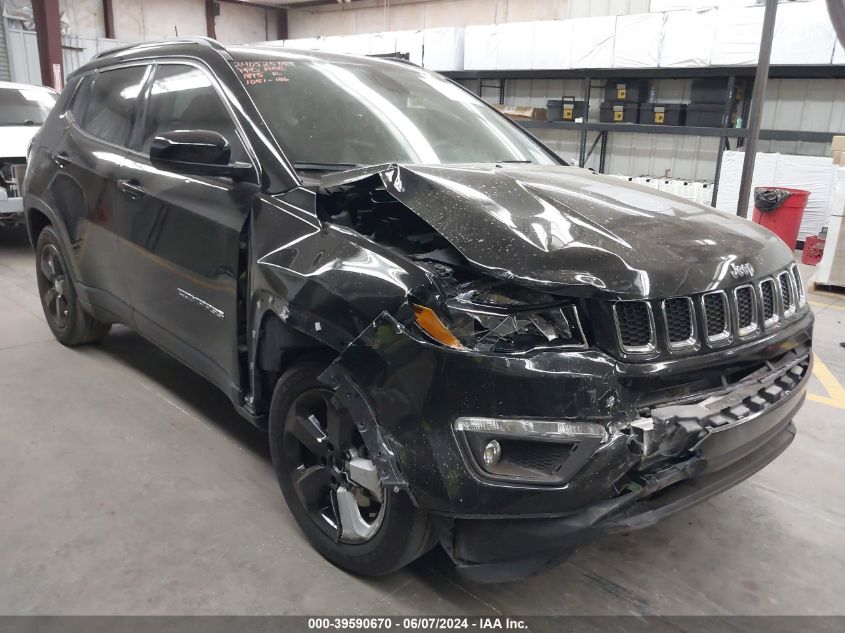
31, 0, 63, 89
206, 0, 218, 40
736, 0, 778, 217
103, 0, 115, 39
277, 8, 288, 40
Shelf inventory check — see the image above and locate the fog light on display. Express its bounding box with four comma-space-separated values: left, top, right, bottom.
482, 439, 501, 467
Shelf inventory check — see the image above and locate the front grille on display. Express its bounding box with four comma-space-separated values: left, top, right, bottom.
664, 297, 694, 346
761, 279, 777, 323
791, 265, 805, 305
702, 292, 728, 340
609, 266, 802, 358
614, 301, 653, 350
779, 272, 794, 314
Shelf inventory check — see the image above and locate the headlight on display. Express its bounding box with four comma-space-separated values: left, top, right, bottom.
412, 283, 587, 353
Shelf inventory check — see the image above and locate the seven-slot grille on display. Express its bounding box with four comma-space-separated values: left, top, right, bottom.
613, 301, 653, 350
760, 279, 777, 324
612, 267, 803, 355
734, 285, 756, 335
664, 297, 694, 347
702, 292, 729, 341
779, 271, 795, 315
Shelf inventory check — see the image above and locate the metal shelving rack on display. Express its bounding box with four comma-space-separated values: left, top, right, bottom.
442, 65, 845, 206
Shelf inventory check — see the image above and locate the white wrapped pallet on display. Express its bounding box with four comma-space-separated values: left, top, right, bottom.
834, 39, 845, 64
773, 155, 838, 239
771, 0, 838, 65
716, 151, 837, 239
531, 20, 573, 69
570, 16, 616, 69
715, 151, 778, 217
659, 9, 716, 68
464, 24, 499, 70
613, 13, 664, 68
423, 27, 465, 71
496, 22, 535, 70
395, 30, 424, 66
324, 34, 372, 56
369, 32, 397, 56
711, 5, 764, 66
284, 37, 324, 51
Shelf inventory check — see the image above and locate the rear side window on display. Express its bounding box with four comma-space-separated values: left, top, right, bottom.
138, 64, 246, 161
76, 65, 148, 147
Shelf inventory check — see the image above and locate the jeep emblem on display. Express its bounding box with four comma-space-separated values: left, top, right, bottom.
730, 262, 755, 279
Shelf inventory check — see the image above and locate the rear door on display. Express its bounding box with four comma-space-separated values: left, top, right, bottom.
115, 62, 257, 394
54, 64, 151, 320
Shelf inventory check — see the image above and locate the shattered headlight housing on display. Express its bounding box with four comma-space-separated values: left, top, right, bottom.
413, 283, 587, 353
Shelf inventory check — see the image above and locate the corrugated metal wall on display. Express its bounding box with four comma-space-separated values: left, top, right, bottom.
467, 76, 844, 183
0, 19, 11, 81
6, 27, 127, 85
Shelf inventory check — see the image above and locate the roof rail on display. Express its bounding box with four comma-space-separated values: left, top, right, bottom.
93, 36, 226, 60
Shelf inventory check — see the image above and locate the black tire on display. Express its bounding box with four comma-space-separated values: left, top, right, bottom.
35, 226, 111, 346
268, 359, 436, 576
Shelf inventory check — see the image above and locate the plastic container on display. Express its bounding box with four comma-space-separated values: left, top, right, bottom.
691, 79, 729, 104
752, 187, 810, 250
640, 103, 687, 126
546, 100, 563, 121
686, 103, 725, 127
802, 234, 826, 266
600, 101, 639, 123
560, 98, 586, 121
603, 80, 650, 103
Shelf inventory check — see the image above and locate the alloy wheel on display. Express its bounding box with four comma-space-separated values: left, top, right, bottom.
38, 243, 70, 329
283, 389, 385, 543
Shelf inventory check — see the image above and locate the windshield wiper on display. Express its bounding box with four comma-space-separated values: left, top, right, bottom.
494, 160, 533, 164
293, 162, 364, 172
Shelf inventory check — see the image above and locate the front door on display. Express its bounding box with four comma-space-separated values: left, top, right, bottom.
116, 63, 256, 393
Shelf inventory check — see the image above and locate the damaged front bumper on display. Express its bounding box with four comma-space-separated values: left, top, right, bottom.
321, 309, 812, 581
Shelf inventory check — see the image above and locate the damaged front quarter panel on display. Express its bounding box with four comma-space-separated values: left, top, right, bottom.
316, 309, 636, 517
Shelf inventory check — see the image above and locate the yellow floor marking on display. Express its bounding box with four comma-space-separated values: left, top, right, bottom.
808, 353, 845, 411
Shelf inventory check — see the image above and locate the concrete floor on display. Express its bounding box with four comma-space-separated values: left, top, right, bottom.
1, 225, 844, 616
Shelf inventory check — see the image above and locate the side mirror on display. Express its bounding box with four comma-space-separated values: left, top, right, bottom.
150, 130, 253, 180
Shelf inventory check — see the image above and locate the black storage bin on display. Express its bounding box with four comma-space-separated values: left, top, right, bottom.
546, 100, 563, 121
560, 98, 586, 121
686, 103, 725, 127
603, 80, 650, 103
691, 79, 730, 104
600, 101, 639, 123
640, 103, 687, 126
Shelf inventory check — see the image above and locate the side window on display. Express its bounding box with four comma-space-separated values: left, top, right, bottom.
77, 66, 148, 147
68, 75, 92, 122
139, 64, 246, 162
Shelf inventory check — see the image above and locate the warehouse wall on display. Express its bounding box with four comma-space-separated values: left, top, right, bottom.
10, 0, 278, 43
287, 0, 652, 38
468, 74, 844, 181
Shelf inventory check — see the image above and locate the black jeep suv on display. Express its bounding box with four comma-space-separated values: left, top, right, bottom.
24, 38, 813, 582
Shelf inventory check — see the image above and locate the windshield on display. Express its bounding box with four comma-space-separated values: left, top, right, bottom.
232, 52, 557, 169
0, 86, 56, 126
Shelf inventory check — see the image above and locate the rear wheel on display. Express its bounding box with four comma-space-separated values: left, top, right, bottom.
269, 360, 436, 576
35, 226, 111, 346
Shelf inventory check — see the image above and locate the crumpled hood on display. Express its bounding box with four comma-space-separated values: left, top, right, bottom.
0, 125, 39, 159
321, 163, 793, 300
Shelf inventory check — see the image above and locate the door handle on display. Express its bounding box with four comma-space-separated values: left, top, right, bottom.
117, 178, 146, 199
52, 151, 71, 167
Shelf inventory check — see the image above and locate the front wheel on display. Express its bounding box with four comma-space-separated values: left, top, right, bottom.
268, 359, 436, 576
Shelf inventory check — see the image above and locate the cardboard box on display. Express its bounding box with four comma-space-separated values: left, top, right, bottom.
834, 150, 845, 167
832, 136, 845, 153
494, 104, 547, 121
